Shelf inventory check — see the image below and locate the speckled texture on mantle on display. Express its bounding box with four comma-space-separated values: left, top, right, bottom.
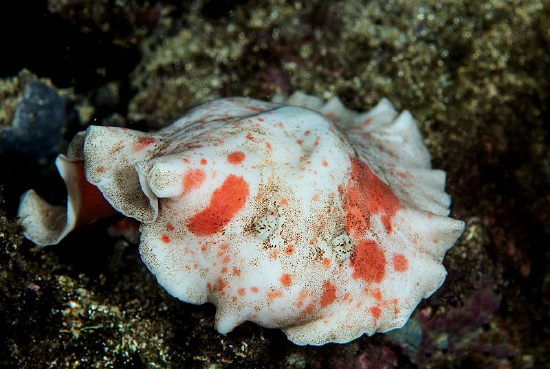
1, 0, 549, 367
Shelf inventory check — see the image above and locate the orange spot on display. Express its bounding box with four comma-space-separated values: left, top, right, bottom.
344, 156, 402, 235
227, 151, 245, 164
181, 169, 206, 195
393, 254, 408, 272
222, 255, 231, 264
370, 306, 381, 320
266, 142, 272, 151
267, 290, 283, 301
134, 137, 157, 151
97, 166, 106, 173
246, 132, 254, 141
167, 223, 175, 231
304, 130, 311, 136
217, 278, 227, 294
299, 302, 316, 320
372, 288, 382, 301
326, 111, 335, 119
200, 158, 207, 165
297, 139, 304, 145
320, 281, 336, 308
258, 117, 264, 122
312, 194, 319, 201
280, 274, 292, 287
238, 288, 246, 296
161, 234, 171, 244
232, 267, 241, 276
277, 122, 284, 128
221, 267, 228, 273
187, 175, 249, 236
250, 286, 259, 293
322, 258, 331, 269
350, 240, 386, 283
322, 160, 328, 167
284, 244, 295, 255
206, 282, 211, 291
280, 198, 288, 206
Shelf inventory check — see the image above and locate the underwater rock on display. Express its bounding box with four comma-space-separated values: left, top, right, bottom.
0, 82, 65, 158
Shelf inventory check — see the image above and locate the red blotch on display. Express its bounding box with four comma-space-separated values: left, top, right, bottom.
280, 274, 292, 287
267, 290, 283, 301
344, 157, 402, 235
134, 137, 157, 151
284, 244, 294, 255
320, 281, 336, 308
73, 162, 118, 228
322, 160, 328, 167
372, 288, 382, 301
227, 151, 245, 164
232, 267, 241, 276
200, 158, 207, 165
304, 130, 311, 136
299, 302, 317, 321
167, 223, 175, 231
246, 132, 254, 141
370, 306, 381, 320
266, 142, 272, 151
250, 286, 259, 293
217, 278, 228, 294
350, 240, 386, 283
161, 234, 171, 244
258, 117, 264, 122
393, 253, 408, 272
238, 288, 246, 296
181, 169, 206, 195
97, 166, 106, 173
187, 175, 249, 236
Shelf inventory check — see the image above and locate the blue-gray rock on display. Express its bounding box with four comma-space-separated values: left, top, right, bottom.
0, 82, 65, 158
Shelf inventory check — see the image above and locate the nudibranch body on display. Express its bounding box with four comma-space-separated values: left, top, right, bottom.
19, 92, 464, 345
